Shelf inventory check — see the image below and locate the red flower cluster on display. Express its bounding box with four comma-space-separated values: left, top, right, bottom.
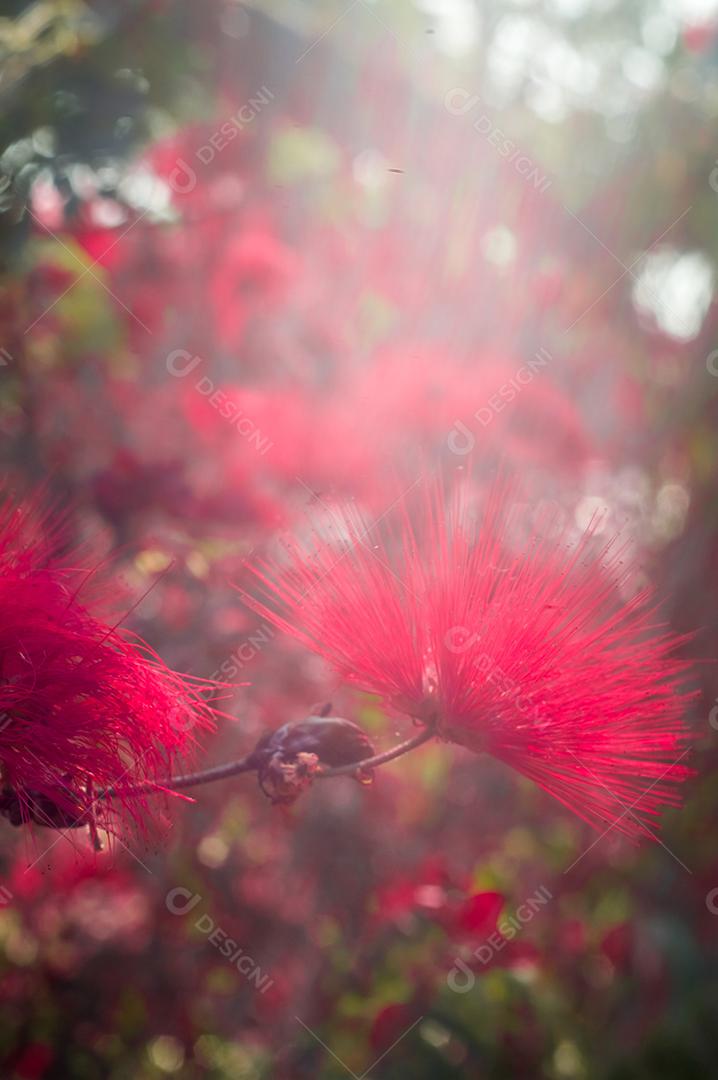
0, 492, 215, 839
240, 477, 694, 840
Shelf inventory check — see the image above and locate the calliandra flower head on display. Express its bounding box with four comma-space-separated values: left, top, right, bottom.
238, 476, 695, 841
0, 491, 216, 843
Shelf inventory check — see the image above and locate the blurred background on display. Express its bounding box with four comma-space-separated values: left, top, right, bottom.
1, 0, 718, 1076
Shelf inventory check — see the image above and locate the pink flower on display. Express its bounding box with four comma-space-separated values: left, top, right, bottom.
0, 492, 215, 839
239, 478, 694, 840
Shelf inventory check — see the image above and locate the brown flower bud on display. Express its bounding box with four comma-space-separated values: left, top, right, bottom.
248, 716, 375, 805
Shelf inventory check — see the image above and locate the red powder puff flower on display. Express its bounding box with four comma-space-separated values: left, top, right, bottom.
0, 492, 215, 842
238, 477, 694, 841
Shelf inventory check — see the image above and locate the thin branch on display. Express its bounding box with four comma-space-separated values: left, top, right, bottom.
317, 725, 435, 776
102, 725, 435, 800
103, 755, 256, 799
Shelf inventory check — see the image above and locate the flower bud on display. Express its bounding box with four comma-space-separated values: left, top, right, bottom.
249, 716, 375, 804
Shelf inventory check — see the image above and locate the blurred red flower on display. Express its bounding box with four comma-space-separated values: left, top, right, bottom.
210, 228, 298, 348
